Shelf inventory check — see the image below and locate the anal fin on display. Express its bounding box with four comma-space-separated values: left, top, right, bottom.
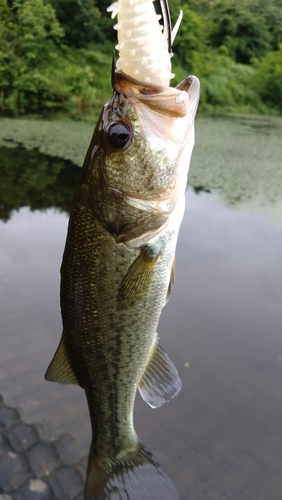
138, 340, 181, 408
44, 335, 78, 385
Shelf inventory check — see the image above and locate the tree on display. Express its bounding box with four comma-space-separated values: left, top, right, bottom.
208, 0, 282, 64
253, 44, 282, 111
49, 0, 106, 48
0, 0, 101, 114
170, 1, 207, 71
0, 0, 65, 112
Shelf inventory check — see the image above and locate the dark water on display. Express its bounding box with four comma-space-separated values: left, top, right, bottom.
0, 145, 282, 499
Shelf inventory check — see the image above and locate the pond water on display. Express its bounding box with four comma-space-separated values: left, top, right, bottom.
0, 116, 282, 499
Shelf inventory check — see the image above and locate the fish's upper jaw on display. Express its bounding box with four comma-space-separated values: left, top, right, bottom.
114, 71, 191, 118
108, 0, 176, 86
114, 71, 200, 144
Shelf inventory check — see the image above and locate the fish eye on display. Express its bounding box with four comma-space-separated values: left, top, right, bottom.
106, 121, 132, 150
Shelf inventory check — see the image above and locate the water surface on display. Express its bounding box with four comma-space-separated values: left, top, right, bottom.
0, 116, 282, 499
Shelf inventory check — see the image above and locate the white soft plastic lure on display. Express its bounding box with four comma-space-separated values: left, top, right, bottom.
108, 0, 183, 85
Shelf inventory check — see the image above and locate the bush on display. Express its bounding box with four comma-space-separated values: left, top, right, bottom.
191, 50, 264, 113
170, 3, 206, 73
253, 45, 282, 111
0, 0, 112, 115
207, 0, 282, 64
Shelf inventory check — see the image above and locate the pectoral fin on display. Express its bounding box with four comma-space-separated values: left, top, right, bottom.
44, 335, 78, 385
118, 245, 160, 309
138, 340, 182, 408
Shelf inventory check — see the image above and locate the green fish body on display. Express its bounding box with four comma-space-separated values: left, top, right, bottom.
45, 71, 199, 499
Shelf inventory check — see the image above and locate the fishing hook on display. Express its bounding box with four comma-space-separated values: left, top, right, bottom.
111, 51, 121, 96
160, 0, 172, 55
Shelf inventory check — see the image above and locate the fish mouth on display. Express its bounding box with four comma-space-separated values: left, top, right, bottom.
114, 70, 199, 119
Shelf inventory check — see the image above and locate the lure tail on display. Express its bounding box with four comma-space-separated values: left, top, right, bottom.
85, 441, 180, 500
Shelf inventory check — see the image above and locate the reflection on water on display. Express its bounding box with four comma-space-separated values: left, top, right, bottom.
0, 146, 80, 221
1, 114, 282, 222
0, 175, 282, 498
0, 116, 282, 498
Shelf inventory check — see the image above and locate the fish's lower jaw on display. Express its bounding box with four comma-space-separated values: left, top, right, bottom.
110, 0, 174, 86
85, 441, 180, 500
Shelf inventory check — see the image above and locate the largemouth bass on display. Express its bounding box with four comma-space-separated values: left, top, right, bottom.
45, 0, 199, 498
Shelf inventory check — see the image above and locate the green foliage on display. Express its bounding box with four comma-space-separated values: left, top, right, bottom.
253, 45, 282, 111
90, 0, 117, 43
208, 0, 282, 64
0, 0, 282, 115
0, 0, 64, 113
170, 3, 206, 72
49, 0, 104, 48
191, 50, 263, 113
0, 0, 64, 89
49, 0, 116, 48
171, 0, 282, 114
0, 0, 112, 115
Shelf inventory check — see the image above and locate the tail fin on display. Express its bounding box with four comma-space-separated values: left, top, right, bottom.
85, 441, 180, 500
